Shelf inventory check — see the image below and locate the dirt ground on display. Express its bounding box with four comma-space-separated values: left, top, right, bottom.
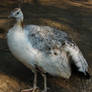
0, 0, 92, 92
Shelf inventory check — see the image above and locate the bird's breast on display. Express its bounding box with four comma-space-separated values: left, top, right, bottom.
7, 30, 41, 68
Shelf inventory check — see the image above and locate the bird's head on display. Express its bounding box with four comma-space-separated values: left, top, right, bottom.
8, 8, 23, 21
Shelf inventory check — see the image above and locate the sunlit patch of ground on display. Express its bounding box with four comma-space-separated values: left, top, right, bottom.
0, 73, 29, 92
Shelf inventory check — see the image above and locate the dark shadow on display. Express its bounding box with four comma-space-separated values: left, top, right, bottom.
32, 0, 40, 6
21, 2, 83, 32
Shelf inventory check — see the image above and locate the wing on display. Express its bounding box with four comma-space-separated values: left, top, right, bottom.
24, 25, 71, 78
46, 50, 71, 79
63, 40, 89, 77
24, 25, 68, 54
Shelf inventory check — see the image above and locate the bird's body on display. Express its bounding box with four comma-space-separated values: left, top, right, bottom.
7, 8, 90, 92
7, 24, 71, 78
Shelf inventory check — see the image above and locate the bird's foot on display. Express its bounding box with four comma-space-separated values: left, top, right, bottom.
21, 88, 33, 92
21, 88, 40, 92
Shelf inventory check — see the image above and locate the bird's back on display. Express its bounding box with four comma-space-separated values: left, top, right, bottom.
25, 25, 68, 54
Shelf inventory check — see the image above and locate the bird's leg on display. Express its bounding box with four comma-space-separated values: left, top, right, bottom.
21, 71, 38, 92
33, 71, 38, 90
41, 73, 47, 92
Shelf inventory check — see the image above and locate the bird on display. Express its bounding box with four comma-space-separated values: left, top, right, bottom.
7, 8, 90, 92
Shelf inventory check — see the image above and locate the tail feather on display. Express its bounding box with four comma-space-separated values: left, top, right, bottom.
63, 40, 90, 79
78, 71, 90, 79
71, 61, 90, 79
83, 72, 90, 79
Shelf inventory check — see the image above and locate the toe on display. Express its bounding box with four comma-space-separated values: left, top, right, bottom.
21, 88, 33, 92
21, 88, 40, 92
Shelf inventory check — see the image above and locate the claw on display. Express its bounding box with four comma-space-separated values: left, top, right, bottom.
21, 88, 40, 92
21, 88, 33, 92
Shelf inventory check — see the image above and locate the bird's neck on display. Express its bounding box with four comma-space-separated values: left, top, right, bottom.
16, 18, 24, 28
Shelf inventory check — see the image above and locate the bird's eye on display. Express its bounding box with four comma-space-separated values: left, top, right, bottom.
16, 12, 19, 15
